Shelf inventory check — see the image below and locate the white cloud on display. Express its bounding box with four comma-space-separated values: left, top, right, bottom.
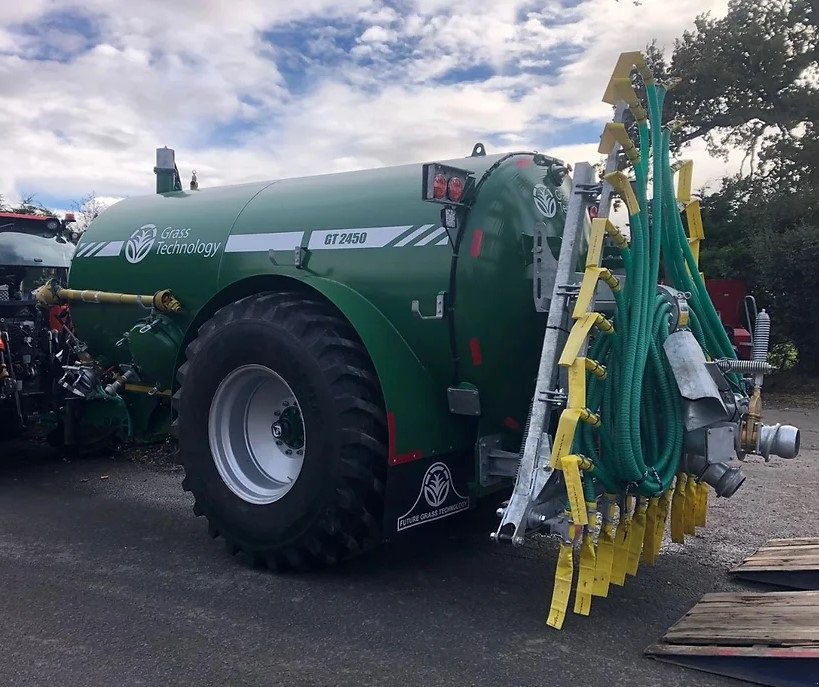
2, 0, 739, 210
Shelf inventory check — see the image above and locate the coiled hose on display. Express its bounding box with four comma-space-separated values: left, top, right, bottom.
574, 81, 740, 499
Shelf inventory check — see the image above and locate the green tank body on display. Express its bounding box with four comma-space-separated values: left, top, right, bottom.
40, 48, 803, 606
69, 152, 569, 462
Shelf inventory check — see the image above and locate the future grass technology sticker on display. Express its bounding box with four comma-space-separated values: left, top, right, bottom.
396, 462, 469, 531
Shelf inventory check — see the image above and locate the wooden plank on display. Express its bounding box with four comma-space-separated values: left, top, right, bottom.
752, 544, 819, 553
660, 591, 819, 648
664, 632, 819, 647
734, 563, 819, 573
672, 615, 819, 633
742, 546, 819, 560
696, 591, 819, 603
680, 608, 819, 622
650, 588, 819, 685
737, 559, 819, 569
766, 537, 819, 546
647, 643, 819, 659
747, 548, 819, 556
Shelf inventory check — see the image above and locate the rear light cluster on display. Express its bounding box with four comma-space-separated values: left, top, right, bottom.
422, 163, 471, 206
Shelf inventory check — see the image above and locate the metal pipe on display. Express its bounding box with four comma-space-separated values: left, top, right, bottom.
34, 281, 182, 313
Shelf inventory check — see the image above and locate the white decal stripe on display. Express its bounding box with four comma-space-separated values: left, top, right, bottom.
84, 242, 108, 257
415, 226, 447, 246
435, 236, 449, 246
76, 242, 99, 257
394, 224, 434, 247
224, 231, 305, 253
308, 225, 412, 250
93, 241, 123, 257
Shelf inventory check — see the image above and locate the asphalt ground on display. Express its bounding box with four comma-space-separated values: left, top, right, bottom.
0, 404, 816, 687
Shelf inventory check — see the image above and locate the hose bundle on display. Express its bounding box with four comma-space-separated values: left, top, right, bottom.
546, 53, 743, 629
575, 80, 739, 499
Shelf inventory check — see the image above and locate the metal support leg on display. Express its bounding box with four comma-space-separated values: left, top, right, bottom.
493, 162, 596, 543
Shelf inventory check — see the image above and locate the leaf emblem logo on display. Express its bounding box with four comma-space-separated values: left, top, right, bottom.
533, 184, 557, 218
125, 224, 157, 264
423, 464, 451, 508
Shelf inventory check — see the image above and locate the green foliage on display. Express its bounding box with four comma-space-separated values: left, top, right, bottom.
769, 341, 799, 371
649, 0, 819, 371
649, 0, 817, 168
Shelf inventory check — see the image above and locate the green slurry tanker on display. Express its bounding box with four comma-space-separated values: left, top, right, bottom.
37, 52, 800, 628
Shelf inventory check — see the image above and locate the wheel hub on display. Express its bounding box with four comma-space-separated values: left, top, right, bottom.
208, 364, 306, 504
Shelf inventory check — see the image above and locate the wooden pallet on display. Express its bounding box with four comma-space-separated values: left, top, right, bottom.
646, 591, 819, 686
731, 538, 819, 590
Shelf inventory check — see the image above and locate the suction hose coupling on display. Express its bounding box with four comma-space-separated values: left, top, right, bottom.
758, 423, 800, 460
682, 453, 746, 498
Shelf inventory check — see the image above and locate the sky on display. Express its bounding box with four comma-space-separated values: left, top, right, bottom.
0, 0, 739, 215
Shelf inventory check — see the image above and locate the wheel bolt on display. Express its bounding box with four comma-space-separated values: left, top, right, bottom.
275, 440, 282, 446
285, 449, 292, 455
282, 401, 289, 407
271, 423, 283, 438
297, 449, 303, 456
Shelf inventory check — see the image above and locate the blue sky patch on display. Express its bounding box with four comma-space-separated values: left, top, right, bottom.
12, 9, 100, 63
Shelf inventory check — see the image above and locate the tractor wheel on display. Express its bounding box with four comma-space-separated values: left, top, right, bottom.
174, 292, 387, 570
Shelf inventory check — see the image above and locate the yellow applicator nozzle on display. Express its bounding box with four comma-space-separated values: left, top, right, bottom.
592, 494, 617, 598
547, 520, 577, 630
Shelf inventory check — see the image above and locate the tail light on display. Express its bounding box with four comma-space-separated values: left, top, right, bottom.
447, 176, 464, 203
422, 163, 472, 206
432, 174, 447, 199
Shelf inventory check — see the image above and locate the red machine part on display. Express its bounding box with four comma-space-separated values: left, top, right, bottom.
48, 305, 71, 333
705, 278, 752, 359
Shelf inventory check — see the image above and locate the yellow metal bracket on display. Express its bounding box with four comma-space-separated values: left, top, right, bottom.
598, 122, 640, 164
676, 160, 694, 202
603, 171, 640, 216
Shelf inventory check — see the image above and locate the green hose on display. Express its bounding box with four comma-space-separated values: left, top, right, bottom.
574, 77, 736, 498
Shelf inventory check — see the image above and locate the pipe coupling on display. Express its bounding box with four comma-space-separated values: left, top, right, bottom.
758, 423, 800, 460
684, 453, 746, 498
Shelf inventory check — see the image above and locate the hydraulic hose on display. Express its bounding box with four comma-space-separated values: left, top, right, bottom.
574, 79, 735, 498
545, 51, 747, 629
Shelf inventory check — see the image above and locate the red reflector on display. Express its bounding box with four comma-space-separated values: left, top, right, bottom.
392, 450, 424, 465
387, 411, 424, 465
470, 229, 484, 258
432, 174, 447, 199
469, 338, 482, 366
447, 175, 465, 203
588, 206, 599, 219
504, 416, 521, 431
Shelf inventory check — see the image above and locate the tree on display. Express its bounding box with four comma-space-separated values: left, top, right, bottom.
5, 193, 56, 217
70, 192, 109, 233
649, 0, 817, 179
649, 0, 819, 369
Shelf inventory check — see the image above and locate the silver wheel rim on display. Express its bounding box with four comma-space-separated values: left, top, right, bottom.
208, 364, 306, 505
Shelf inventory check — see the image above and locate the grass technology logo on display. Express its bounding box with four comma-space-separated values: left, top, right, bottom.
397, 462, 469, 531
125, 224, 157, 264
124, 224, 222, 263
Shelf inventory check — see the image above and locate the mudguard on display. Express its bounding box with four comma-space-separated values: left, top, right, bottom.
296, 275, 473, 463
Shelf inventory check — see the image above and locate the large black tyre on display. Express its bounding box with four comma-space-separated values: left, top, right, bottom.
174, 291, 388, 570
